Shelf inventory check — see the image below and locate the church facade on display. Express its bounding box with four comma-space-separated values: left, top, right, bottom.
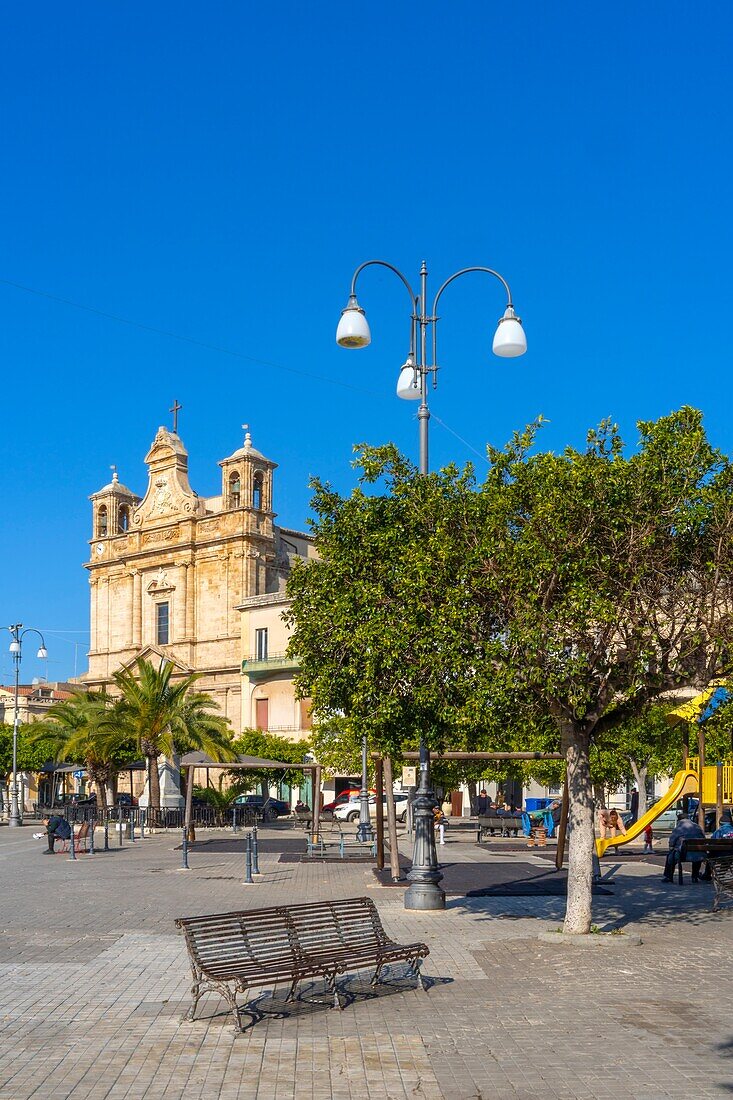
82, 423, 314, 729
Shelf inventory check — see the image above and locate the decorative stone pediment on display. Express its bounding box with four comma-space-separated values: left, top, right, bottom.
146, 566, 176, 595
132, 427, 205, 528
121, 644, 194, 674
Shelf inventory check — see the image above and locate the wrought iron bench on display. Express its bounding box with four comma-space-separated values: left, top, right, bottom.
175, 897, 429, 1030
680, 839, 733, 906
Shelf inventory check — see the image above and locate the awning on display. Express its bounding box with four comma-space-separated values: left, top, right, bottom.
180, 751, 293, 769
38, 761, 83, 774
666, 680, 731, 725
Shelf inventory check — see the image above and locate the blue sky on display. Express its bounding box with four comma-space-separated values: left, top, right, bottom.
2, 2, 732, 684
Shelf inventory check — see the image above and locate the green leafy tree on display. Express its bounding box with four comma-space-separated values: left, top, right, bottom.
228, 729, 311, 791
30, 691, 135, 809
286, 446, 485, 762
287, 408, 733, 935
106, 658, 234, 809
469, 408, 733, 931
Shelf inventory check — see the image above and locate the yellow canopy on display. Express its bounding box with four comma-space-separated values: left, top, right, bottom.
666, 678, 730, 725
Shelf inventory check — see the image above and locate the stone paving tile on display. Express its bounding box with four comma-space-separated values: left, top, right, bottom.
1, 825, 733, 1098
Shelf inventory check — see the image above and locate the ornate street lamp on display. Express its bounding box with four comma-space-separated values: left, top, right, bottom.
336, 259, 526, 909
7, 624, 48, 827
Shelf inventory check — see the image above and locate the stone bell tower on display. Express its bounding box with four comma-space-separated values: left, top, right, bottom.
89, 467, 139, 543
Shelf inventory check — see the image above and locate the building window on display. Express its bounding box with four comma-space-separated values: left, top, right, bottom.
255, 628, 268, 660
97, 505, 108, 537
299, 698, 312, 731
253, 471, 263, 510
156, 602, 170, 646
229, 472, 241, 508
255, 698, 269, 730
118, 505, 130, 533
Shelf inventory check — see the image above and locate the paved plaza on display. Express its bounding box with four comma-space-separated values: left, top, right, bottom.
0, 823, 732, 1100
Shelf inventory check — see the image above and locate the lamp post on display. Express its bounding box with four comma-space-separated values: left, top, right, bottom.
7, 624, 48, 827
357, 733, 373, 843
336, 258, 526, 910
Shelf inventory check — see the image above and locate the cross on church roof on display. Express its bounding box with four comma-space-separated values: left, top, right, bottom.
170, 399, 182, 434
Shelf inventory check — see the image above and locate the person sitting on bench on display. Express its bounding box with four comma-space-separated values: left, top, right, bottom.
42, 815, 72, 854
662, 813, 704, 883
712, 811, 733, 839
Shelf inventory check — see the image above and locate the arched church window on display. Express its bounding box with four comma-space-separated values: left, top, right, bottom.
118, 505, 130, 533
97, 505, 108, 537
253, 471, 263, 510
229, 472, 241, 508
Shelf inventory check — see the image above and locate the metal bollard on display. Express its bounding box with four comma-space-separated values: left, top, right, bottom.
252, 824, 260, 874
232, 807, 237, 832
104, 816, 109, 851
140, 810, 145, 839
89, 817, 95, 855
69, 815, 76, 862
130, 811, 135, 843
244, 833, 253, 884
182, 825, 189, 869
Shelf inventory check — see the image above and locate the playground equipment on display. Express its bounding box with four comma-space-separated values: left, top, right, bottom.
595, 768, 698, 857
595, 759, 733, 857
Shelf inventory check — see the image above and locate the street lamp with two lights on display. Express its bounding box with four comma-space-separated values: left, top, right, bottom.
7, 624, 48, 827
336, 258, 527, 909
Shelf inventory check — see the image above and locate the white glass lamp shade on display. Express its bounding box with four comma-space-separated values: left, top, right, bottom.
9, 640, 20, 654
492, 306, 527, 358
37, 645, 48, 659
396, 357, 421, 400
336, 295, 371, 348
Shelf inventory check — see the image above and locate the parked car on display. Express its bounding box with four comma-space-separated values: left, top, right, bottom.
621, 804, 716, 832
232, 794, 290, 818
334, 793, 409, 824
322, 788, 375, 814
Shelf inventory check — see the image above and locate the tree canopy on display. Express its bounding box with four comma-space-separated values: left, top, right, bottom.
287, 407, 733, 933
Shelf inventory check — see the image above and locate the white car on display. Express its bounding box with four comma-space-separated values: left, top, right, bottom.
333, 793, 409, 824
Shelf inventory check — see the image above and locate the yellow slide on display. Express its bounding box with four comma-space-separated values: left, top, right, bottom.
595, 768, 699, 857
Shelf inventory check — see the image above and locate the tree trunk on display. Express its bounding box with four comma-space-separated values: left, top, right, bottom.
562, 722, 594, 935
148, 755, 161, 810
592, 782, 606, 809
629, 760, 648, 817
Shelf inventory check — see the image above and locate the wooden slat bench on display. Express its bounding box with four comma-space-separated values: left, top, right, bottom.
477, 814, 522, 841
175, 897, 429, 1029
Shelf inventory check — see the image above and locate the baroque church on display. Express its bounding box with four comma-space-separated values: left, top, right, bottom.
81, 418, 314, 732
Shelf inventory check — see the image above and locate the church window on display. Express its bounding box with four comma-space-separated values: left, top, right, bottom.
156, 601, 170, 646
255, 628, 268, 661
253, 471, 263, 510
97, 505, 108, 537
229, 472, 241, 508
118, 505, 130, 533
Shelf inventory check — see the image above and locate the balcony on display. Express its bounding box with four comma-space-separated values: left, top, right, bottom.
242, 652, 300, 678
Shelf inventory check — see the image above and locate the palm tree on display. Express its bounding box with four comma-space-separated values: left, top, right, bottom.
107, 657, 234, 810
32, 691, 121, 809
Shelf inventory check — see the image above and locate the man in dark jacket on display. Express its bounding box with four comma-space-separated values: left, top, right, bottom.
628, 788, 639, 826
662, 814, 705, 882
42, 815, 72, 854
476, 789, 489, 815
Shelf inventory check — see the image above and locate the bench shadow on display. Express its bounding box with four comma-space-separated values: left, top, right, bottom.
197, 965, 452, 1030
714, 1035, 733, 1092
